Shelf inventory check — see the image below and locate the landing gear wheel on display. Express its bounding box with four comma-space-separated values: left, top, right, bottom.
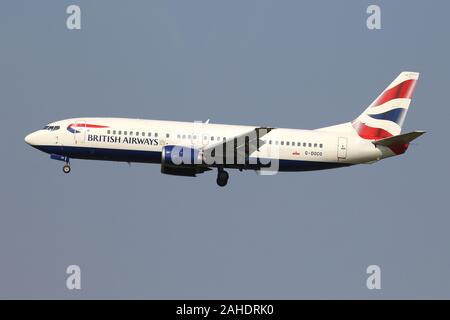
216, 170, 229, 187
63, 164, 71, 174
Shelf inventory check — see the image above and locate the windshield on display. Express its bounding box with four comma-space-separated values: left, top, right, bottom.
42, 125, 60, 131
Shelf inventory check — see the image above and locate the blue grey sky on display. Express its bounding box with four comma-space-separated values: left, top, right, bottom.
0, 0, 449, 299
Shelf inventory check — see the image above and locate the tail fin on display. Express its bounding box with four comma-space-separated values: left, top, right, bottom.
352, 72, 419, 140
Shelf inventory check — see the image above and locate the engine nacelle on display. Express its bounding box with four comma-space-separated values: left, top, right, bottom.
161, 145, 204, 176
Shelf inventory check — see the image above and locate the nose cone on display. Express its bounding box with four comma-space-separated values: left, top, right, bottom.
25, 132, 38, 146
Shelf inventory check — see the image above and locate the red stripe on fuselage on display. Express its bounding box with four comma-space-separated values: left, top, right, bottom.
352, 120, 393, 140
371, 79, 417, 107
69, 123, 109, 128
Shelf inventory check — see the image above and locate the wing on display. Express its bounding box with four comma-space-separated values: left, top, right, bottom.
202, 127, 274, 165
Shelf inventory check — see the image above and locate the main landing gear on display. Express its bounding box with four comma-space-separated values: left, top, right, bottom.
216, 168, 229, 187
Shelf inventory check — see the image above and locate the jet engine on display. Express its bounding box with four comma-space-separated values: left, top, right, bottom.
161, 145, 205, 176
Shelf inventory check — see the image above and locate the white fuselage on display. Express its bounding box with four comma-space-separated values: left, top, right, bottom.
25, 117, 385, 172
24, 72, 422, 186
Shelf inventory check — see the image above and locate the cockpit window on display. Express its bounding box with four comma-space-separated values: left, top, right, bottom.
42, 125, 60, 131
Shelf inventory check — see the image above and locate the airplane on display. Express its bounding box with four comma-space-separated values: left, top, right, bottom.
25, 72, 425, 187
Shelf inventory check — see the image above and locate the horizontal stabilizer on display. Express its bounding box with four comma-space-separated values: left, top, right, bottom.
373, 130, 426, 147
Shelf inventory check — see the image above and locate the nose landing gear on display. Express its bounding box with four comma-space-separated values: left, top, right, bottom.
62, 156, 71, 174
63, 164, 71, 174
50, 154, 72, 174
216, 168, 229, 187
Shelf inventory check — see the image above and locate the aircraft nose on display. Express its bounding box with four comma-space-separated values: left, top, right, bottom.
24, 132, 38, 146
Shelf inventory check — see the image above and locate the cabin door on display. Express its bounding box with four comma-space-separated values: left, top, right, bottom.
337, 137, 347, 160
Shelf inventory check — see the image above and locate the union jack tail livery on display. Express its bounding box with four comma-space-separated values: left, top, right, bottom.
352, 72, 419, 140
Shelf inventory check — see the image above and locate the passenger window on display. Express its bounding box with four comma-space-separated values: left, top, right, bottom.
281, 141, 284, 145
303, 142, 306, 147
286, 141, 290, 146
113, 130, 116, 135
188, 135, 191, 139
314, 143, 317, 148
130, 131, 133, 136
217, 137, 220, 141
107, 130, 111, 134
308, 143, 312, 147
193, 135, 197, 139
177, 134, 181, 139
182, 134, 186, 139
155, 133, 158, 137
297, 142, 300, 146
269, 140, 272, 144
142, 132, 145, 136
118, 131, 122, 135
275, 141, 278, 145
319, 143, 323, 148
292, 141, 295, 146
223, 137, 226, 141
211, 136, 214, 141
148, 132, 151, 137
166, 133, 170, 138
136, 132, 139, 136
124, 131, 127, 135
